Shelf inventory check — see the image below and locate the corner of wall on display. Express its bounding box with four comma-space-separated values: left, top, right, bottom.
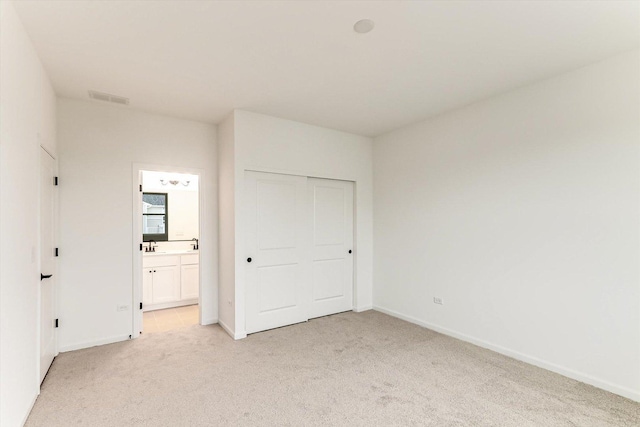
370, 51, 640, 400
217, 112, 237, 333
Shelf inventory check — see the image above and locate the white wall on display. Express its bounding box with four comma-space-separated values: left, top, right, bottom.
373, 50, 640, 401
57, 99, 218, 351
218, 110, 374, 338
0, 1, 57, 426
217, 113, 236, 334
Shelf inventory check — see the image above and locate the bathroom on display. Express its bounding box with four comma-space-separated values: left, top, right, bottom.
140, 170, 200, 334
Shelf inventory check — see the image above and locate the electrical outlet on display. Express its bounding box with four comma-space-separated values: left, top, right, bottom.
117, 304, 130, 312
433, 297, 443, 305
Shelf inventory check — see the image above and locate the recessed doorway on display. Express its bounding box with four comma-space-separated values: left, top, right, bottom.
133, 167, 203, 337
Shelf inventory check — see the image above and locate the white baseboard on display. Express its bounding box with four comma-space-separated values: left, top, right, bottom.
218, 318, 236, 339
143, 299, 198, 312
58, 334, 130, 353
201, 317, 218, 326
373, 305, 640, 402
354, 305, 373, 313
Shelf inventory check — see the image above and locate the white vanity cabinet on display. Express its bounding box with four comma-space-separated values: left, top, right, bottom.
180, 254, 199, 300
143, 252, 198, 311
143, 269, 153, 307
151, 266, 181, 304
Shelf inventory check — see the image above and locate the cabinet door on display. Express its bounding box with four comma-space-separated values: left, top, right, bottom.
143, 269, 154, 308
151, 265, 180, 304
181, 264, 199, 300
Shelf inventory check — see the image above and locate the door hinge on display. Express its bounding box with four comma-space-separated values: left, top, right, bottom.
55, 319, 59, 328
140, 302, 143, 310
54, 176, 59, 186
140, 243, 143, 251
139, 184, 142, 192
55, 247, 59, 257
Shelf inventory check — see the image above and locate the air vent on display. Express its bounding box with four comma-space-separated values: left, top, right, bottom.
88, 90, 130, 105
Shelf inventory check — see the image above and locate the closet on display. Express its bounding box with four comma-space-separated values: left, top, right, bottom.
244, 171, 354, 334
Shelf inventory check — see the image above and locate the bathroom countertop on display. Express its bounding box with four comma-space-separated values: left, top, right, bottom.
142, 249, 199, 257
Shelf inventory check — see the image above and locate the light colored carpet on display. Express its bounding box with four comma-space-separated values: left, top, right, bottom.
26, 311, 639, 426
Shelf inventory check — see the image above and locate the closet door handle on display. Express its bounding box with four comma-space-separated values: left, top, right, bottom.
348, 250, 352, 254
247, 257, 252, 263
41, 274, 53, 280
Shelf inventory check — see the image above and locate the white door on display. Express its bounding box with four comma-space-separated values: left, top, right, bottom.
181, 264, 199, 300
308, 178, 354, 319
39, 148, 56, 382
151, 266, 180, 304
245, 171, 311, 334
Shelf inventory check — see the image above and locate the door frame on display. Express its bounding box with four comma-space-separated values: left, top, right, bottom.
38, 145, 58, 383
240, 168, 357, 335
131, 163, 205, 338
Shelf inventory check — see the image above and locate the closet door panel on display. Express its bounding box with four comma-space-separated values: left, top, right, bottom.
308, 178, 354, 319
245, 172, 311, 334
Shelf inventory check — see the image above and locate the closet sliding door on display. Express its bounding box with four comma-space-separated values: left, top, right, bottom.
308, 178, 354, 319
244, 171, 311, 334
244, 171, 354, 334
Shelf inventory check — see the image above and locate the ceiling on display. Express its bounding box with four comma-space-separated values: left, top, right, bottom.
13, 0, 640, 137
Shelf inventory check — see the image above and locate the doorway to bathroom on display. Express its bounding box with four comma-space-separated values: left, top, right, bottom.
132, 166, 203, 337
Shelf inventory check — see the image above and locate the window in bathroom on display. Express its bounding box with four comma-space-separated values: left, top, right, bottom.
143, 192, 168, 241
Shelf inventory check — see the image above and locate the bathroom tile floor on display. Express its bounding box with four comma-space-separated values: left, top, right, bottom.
143, 304, 199, 334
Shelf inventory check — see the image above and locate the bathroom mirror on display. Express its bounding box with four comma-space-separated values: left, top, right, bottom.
141, 171, 199, 243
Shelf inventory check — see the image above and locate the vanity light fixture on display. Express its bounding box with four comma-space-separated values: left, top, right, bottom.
159, 178, 190, 187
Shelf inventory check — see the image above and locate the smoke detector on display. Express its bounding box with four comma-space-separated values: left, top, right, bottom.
88, 90, 130, 105
354, 19, 375, 34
